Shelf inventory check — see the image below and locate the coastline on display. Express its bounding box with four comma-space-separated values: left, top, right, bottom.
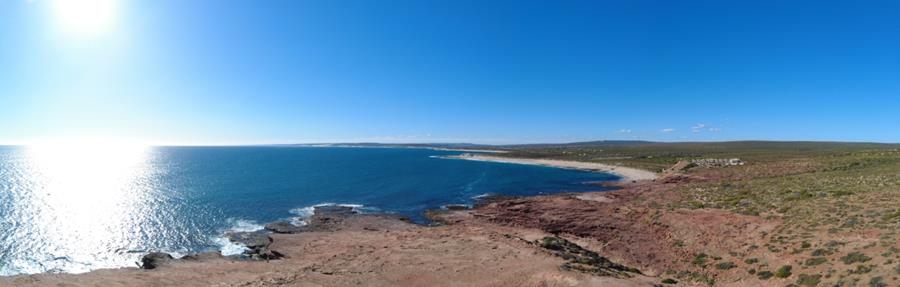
0, 148, 608, 278
0, 204, 658, 287
4, 145, 896, 286
442, 154, 658, 182
425, 147, 508, 153
6, 154, 895, 286
0, 152, 659, 286
292, 144, 508, 154
0, 176, 781, 287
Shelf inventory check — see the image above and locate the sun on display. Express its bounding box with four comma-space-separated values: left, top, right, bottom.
53, 0, 118, 36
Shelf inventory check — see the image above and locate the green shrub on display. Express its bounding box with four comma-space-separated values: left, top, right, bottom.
757, 270, 774, 280
849, 264, 872, 274
744, 258, 759, 264
840, 252, 872, 264
811, 249, 833, 256
796, 274, 822, 287
869, 276, 887, 287
676, 271, 715, 286
692, 253, 709, 266
775, 265, 793, 278
715, 262, 736, 270
805, 257, 828, 266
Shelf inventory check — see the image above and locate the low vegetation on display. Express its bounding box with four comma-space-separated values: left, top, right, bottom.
491, 141, 900, 286
536, 236, 641, 278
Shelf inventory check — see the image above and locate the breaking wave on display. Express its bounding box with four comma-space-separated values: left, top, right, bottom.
288, 203, 377, 226
210, 218, 265, 256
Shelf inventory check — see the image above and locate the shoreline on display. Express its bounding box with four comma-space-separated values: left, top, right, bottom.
442, 154, 658, 182
0, 154, 656, 283
294, 144, 509, 153
1, 199, 659, 287
5, 145, 897, 286
0, 153, 626, 278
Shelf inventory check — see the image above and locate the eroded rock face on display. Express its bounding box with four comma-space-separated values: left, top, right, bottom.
180, 251, 225, 261
265, 221, 308, 234
225, 231, 284, 260
140, 252, 174, 270
225, 231, 271, 250
303, 206, 358, 231
146, 206, 369, 267
442, 204, 470, 211
537, 236, 641, 278
313, 205, 356, 216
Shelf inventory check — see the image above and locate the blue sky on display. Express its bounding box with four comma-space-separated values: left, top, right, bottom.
1, 0, 898, 145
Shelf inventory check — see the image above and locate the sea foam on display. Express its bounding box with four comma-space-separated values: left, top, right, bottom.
288, 203, 374, 226
210, 218, 265, 256
224, 219, 264, 233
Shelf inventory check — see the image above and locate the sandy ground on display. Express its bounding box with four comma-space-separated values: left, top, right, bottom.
444, 154, 659, 182
0, 214, 657, 287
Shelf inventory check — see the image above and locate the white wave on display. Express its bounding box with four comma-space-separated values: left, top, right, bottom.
288, 203, 375, 226
288, 206, 315, 218
211, 236, 249, 256
210, 218, 263, 256
166, 251, 188, 259
472, 193, 493, 199
225, 218, 264, 233
288, 206, 314, 226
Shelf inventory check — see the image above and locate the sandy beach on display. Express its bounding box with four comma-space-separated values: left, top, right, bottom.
443, 153, 658, 182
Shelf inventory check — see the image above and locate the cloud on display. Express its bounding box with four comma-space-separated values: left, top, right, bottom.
616, 129, 632, 134
691, 123, 707, 133
661, 128, 676, 133
690, 123, 722, 133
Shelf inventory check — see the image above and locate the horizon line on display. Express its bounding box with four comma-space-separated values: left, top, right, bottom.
1, 139, 899, 147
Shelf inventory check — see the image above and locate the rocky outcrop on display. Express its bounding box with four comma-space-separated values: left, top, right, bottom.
140, 252, 173, 269
312, 205, 357, 216
226, 232, 271, 250
141, 205, 395, 269
180, 251, 225, 261
537, 236, 641, 278
265, 221, 308, 234
442, 204, 470, 211
213, 206, 364, 261
225, 231, 283, 260
301, 205, 358, 231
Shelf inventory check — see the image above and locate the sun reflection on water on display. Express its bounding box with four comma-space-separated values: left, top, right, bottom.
13, 141, 155, 273
28, 142, 150, 205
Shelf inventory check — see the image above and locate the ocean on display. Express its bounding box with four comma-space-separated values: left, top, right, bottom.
0, 146, 617, 276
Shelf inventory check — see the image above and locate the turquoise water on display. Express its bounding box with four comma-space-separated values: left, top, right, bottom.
0, 146, 616, 275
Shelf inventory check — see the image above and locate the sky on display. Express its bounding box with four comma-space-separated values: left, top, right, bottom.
1, 0, 898, 145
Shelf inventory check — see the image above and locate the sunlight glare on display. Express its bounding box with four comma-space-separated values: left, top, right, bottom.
53, 0, 118, 36
27, 139, 149, 203
21, 139, 153, 273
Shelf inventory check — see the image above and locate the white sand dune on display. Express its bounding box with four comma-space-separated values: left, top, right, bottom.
444, 154, 658, 182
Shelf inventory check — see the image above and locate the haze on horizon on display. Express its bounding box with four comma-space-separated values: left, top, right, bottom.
1, 0, 898, 145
